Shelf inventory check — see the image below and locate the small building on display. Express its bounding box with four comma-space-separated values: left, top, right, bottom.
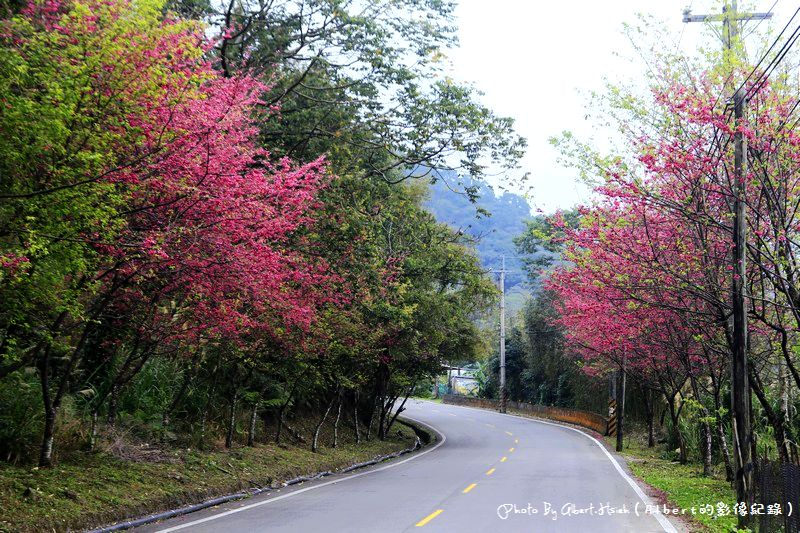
439, 364, 479, 396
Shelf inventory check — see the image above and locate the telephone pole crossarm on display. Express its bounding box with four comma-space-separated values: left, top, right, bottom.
683, 3, 772, 47
683, 10, 772, 23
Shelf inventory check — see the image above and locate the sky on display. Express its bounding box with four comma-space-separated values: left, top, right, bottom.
448, 0, 796, 214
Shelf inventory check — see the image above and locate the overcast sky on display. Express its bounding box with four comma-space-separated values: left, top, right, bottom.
448, 0, 795, 214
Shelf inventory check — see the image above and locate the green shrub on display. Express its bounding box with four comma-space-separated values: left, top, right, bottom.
0, 370, 42, 464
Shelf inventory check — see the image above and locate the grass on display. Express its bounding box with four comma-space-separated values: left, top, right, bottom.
414, 396, 442, 403
0, 425, 418, 533
612, 436, 739, 532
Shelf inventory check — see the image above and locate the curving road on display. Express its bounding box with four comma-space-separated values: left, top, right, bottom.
137, 399, 678, 533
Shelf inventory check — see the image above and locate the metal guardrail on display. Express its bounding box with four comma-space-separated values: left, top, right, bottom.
441, 395, 609, 435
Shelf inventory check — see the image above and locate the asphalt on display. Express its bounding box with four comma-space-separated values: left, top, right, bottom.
135, 399, 678, 533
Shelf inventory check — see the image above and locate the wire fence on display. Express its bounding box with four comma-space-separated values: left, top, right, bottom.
756, 459, 800, 532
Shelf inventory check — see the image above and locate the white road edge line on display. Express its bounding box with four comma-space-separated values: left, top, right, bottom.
433, 401, 678, 533
154, 416, 447, 532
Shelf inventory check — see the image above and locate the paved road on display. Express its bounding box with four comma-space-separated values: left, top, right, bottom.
138, 400, 677, 533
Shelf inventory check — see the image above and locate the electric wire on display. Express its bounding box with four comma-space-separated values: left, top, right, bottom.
739, 6, 800, 99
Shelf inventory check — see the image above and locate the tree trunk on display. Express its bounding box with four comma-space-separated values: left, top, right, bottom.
707, 355, 734, 481
199, 406, 209, 447
199, 411, 207, 446
89, 410, 99, 452
161, 352, 199, 442
353, 391, 361, 444
225, 389, 238, 449
39, 407, 56, 467
275, 392, 293, 444
378, 395, 392, 441
676, 424, 688, 463
366, 394, 377, 442
200, 358, 220, 449
35, 309, 98, 467
107, 384, 119, 426
161, 411, 170, 441
333, 395, 342, 448
248, 400, 259, 447
644, 388, 655, 448
312, 393, 337, 453
378, 400, 387, 440
688, 374, 712, 476
701, 420, 712, 476
750, 366, 791, 462
616, 364, 625, 452
779, 359, 797, 461
385, 387, 412, 437
666, 392, 687, 464
715, 411, 734, 480
37, 348, 56, 467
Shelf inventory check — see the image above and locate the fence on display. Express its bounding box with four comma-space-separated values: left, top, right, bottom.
756, 459, 800, 532
441, 394, 609, 435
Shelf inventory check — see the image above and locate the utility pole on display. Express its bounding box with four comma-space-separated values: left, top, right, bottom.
499, 255, 507, 413
491, 255, 523, 413
683, 1, 770, 522
731, 85, 753, 516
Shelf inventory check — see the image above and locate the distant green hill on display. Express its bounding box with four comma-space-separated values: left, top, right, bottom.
423, 171, 531, 293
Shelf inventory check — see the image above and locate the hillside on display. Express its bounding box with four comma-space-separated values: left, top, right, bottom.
424, 171, 532, 294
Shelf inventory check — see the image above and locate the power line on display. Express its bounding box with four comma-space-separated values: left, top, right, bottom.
746, 0, 780, 37
705, 5, 800, 175
744, 19, 800, 100
744, 9, 800, 136
676, 1, 695, 53
736, 4, 799, 98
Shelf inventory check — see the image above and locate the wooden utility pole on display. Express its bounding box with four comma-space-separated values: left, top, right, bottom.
683, 1, 771, 522
731, 85, 753, 515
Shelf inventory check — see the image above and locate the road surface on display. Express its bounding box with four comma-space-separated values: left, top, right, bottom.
138, 399, 678, 533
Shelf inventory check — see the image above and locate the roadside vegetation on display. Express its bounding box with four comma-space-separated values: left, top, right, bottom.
0, 420, 417, 532
0, 0, 523, 528
473, 18, 800, 531
612, 432, 737, 533
539, 19, 800, 531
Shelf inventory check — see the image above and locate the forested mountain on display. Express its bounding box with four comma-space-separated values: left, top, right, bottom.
425, 172, 532, 291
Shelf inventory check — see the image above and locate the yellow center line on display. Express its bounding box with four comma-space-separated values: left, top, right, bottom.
515, 438, 519, 444
486, 467, 496, 475
416, 509, 444, 527
462, 483, 477, 494
500, 456, 507, 462
509, 447, 515, 452
505, 431, 513, 436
